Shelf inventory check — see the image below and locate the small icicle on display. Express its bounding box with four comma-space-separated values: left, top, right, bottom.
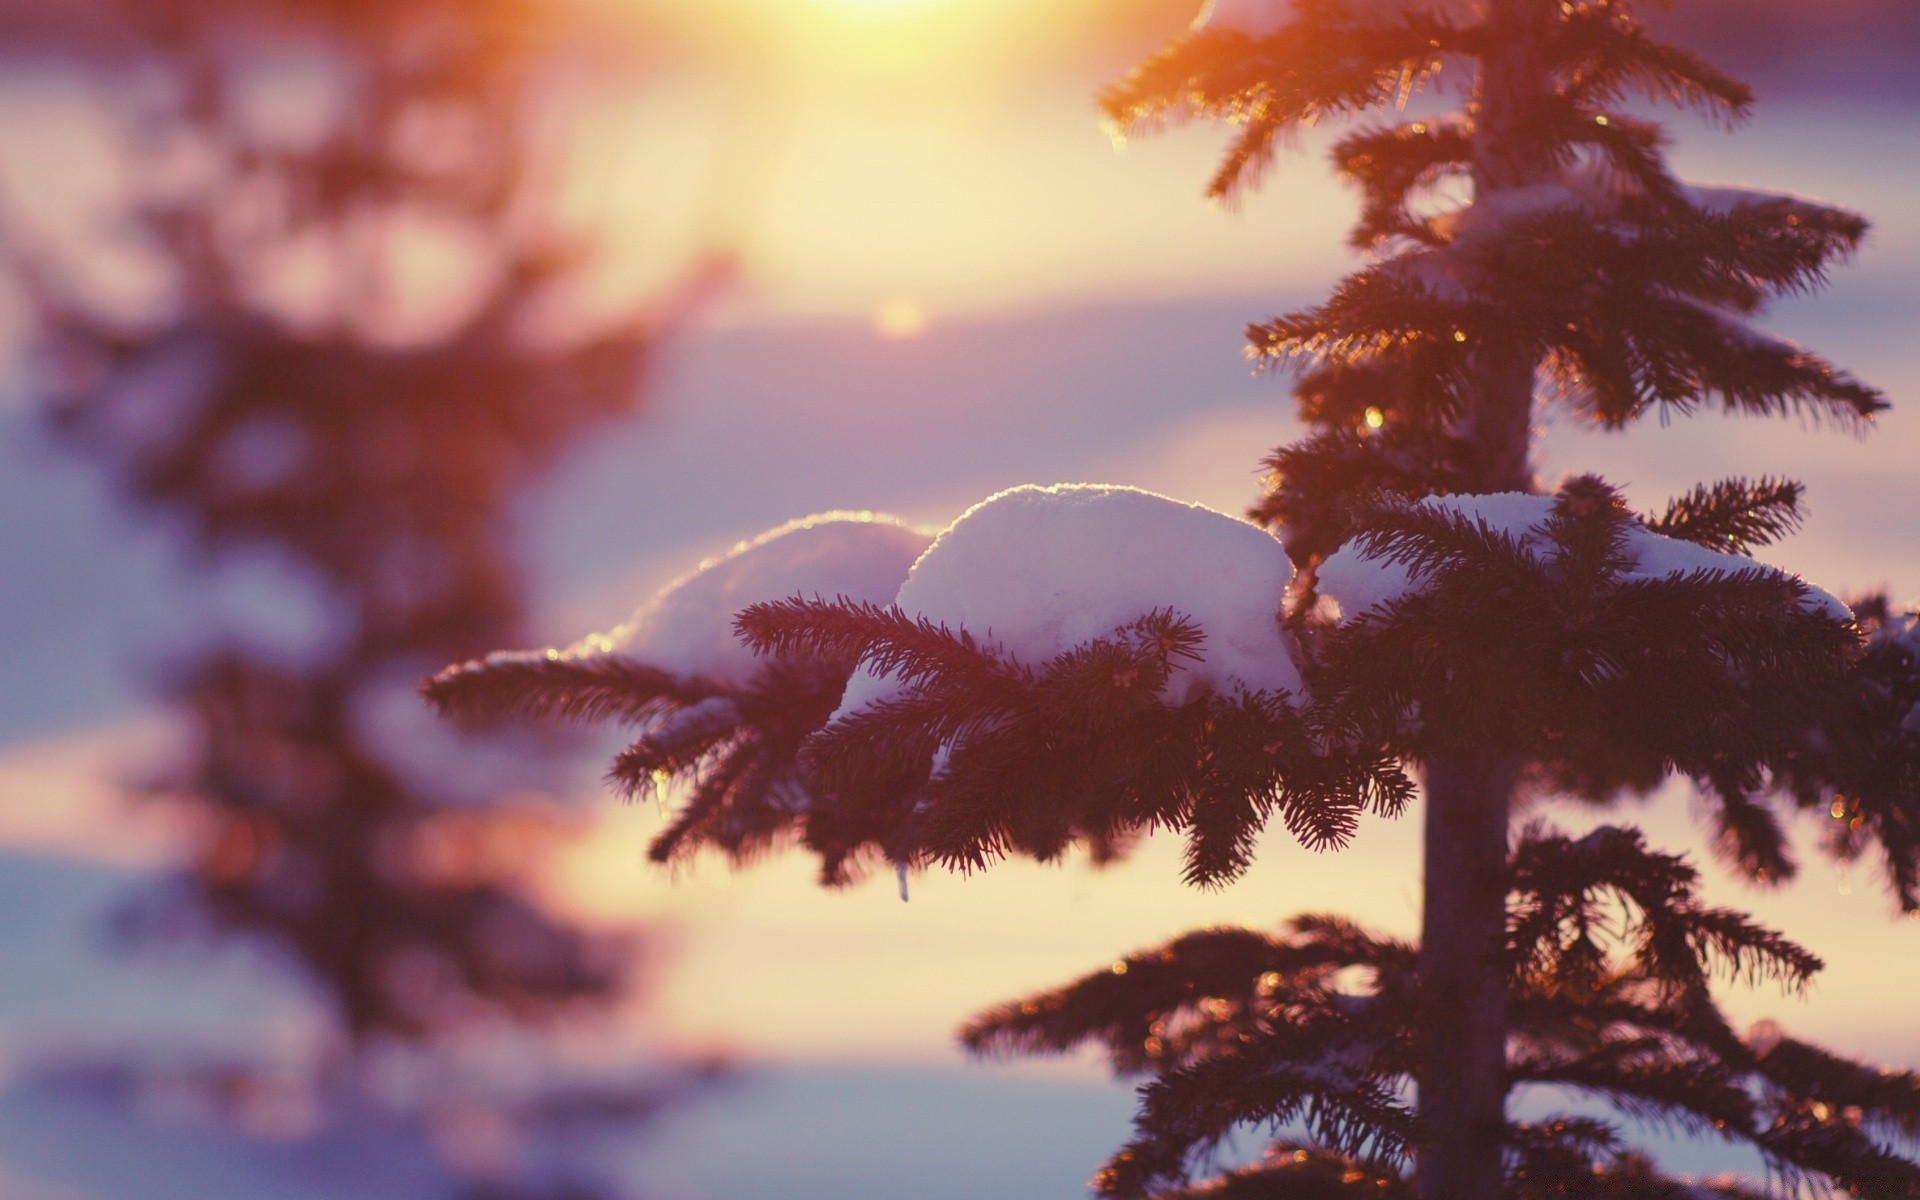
896, 862, 910, 903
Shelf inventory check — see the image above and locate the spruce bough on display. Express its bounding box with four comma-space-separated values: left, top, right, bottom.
429, 1, 1920, 1194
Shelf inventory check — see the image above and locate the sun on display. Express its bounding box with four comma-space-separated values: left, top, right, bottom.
810, 0, 956, 17
871, 296, 930, 340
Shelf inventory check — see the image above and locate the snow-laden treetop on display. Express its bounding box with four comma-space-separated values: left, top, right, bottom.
582, 512, 933, 688
1316, 491, 1851, 623
1192, 0, 1292, 38
835, 484, 1305, 717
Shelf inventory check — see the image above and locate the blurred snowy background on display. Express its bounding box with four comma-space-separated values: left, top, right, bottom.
1, 0, 1918, 1196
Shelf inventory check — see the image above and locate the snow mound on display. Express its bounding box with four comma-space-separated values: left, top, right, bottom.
1316, 492, 1851, 624
587, 513, 934, 688
836, 484, 1304, 717
1193, 0, 1292, 37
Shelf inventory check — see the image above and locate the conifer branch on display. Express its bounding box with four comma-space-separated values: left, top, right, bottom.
1100, 5, 1470, 203
426, 634, 876, 881
607, 699, 743, 799
1333, 120, 1475, 249
1503, 1116, 1722, 1200
1509, 1041, 1760, 1144
736, 597, 1030, 700
643, 743, 757, 862
1148, 1144, 1412, 1198
1346, 499, 1546, 588
1752, 1116, 1920, 1197
1506, 1120, 1770, 1199
1250, 425, 1473, 570
1509, 825, 1823, 998
1544, 108, 1679, 205
1748, 598, 1920, 911
963, 916, 1413, 1071
745, 595, 1410, 886
1097, 1047, 1417, 1199
1295, 352, 1472, 433
422, 650, 718, 726
1699, 783, 1798, 886
1752, 1033, 1920, 1144
1248, 272, 1488, 375
1253, 192, 1881, 431
1646, 477, 1805, 555
1547, 8, 1753, 119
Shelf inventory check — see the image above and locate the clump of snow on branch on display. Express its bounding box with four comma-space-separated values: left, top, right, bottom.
1396, 166, 1621, 301
1435, 175, 1610, 244
586, 513, 933, 687
1401, 166, 1824, 311
1426, 168, 1813, 254
1192, 0, 1291, 37
1315, 492, 1851, 623
837, 484, 1304, 718
1684, 183, 1829, 217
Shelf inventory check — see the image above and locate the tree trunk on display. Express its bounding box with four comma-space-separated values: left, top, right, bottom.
1412, 3, 1549, 1197
1414, 753, 1519, 1200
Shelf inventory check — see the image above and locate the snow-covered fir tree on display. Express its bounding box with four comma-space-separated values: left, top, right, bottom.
428, 0, 1920, 1195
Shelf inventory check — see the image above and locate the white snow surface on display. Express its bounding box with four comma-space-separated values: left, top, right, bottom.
1315, 492, 1852, 624
834, 484, 1304, 717
1684, 183, 1808, 214
1193, 0, 1292, 37
585, 512, 934, 688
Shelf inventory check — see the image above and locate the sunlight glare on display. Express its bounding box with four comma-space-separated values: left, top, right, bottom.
872, 295, 930, 339
810, 0, 956, 18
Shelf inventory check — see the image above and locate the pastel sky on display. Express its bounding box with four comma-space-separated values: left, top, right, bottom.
3, 0, 1918, 1087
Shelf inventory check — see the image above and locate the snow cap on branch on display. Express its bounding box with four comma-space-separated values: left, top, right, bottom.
591, 512, 933, 687
1427, 165, 1816, 251
1315, 491, 1851, 623
836, 484, 1304, 717
1192, 0, 1292, 37
1684, 183, 1827, 216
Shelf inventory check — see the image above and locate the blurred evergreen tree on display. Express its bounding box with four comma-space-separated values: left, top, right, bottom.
4, 0, 723, 1194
